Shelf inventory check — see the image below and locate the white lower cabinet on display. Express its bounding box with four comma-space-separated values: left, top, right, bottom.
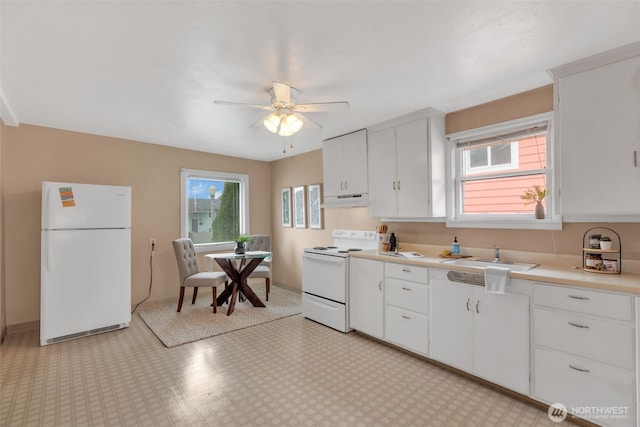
349, 257, 384, 339
384, 264, 429, 355
430, 275, 530, 395
533, 282, 636, 427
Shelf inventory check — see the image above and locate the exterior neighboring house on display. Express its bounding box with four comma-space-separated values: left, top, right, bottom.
189, 195, 220, 244
464, 135, 547, 214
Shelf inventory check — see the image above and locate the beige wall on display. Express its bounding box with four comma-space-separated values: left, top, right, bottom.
270, 84, 639, 291
3, 124, 271, 326
3, 84, 639, 328
270, 150, 378, 289
446, 85, 554, 134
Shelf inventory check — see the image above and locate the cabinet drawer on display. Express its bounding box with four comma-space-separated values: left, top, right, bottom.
386, 278, 429, 314
534, 308, 634, 370
534, 283, 632, 321
385, 305, 428, 355
385, 263, 428, 283
535, 348, 635, 427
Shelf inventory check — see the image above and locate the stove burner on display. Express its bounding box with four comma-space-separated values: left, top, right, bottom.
327, 246, 338, 249
348, 248, 362, 252
312, 246, 328, 250
338, 250, 348, 253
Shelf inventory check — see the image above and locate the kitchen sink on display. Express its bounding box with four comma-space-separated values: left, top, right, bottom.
441, 258, 538, 272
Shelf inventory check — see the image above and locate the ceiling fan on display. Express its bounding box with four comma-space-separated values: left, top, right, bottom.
214, 81, 350, 137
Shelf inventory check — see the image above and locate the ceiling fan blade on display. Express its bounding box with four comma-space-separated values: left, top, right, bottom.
248, 114, 269, 129
294, 101, 350, 113
272, 81, 291, 105
294, 112, 322, 130
214, 100, 274, 111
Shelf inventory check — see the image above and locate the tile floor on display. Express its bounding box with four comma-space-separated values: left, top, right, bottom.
1, 314, 564, 426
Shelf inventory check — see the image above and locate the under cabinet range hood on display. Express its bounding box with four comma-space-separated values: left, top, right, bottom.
322, 192, 369, 208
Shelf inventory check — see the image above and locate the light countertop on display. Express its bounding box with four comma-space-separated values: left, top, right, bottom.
350, 249, 640, 295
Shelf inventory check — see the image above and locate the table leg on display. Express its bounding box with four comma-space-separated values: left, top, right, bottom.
214, 257, 266, 315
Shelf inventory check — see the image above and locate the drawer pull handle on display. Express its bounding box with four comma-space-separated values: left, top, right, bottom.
401, 287, 412, 291
569, 365, 590, 373
466, 298, 470, 311
568, 321, 590, 329
402, 268, 411, 272
402, 315, 411, 320
475, 301, 480, 314
568, 295, 590, 301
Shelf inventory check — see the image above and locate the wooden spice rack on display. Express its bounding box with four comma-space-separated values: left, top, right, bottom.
582, 227, 621, 274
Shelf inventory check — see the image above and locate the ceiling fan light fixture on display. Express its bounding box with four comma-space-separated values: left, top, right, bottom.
280, 114, 303, 136
263, 113, 281, 133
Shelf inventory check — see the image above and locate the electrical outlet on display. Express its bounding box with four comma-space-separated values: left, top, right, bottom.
149, 238, 156, 248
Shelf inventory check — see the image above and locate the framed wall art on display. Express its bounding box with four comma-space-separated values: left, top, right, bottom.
307, 184, 323, 229
293, 185, 306, 228
281, 187, 292, 227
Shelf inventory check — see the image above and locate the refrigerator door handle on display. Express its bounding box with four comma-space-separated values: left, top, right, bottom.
43, 232, 50, 272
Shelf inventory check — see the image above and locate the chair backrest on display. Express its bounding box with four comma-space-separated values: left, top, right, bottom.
246, 235, 271, 252
172, 238, 200, 283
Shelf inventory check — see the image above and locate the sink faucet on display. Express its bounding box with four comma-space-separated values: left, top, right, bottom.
493, 246, 500, 262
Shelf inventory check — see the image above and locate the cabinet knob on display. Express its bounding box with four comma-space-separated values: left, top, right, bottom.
475, 301, 480, 314
466, 298, 470, 311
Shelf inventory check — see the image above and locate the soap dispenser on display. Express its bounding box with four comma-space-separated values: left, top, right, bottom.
451, 236, 460, 255
389, 233, 397, 252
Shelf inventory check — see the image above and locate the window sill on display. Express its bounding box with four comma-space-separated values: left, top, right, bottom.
446, 217, 563, 230
194, 242, 235, 253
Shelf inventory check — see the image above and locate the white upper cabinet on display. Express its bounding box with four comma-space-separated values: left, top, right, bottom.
552, 43, 640, 221
367, 108, 446, 220
322, 129, 369, 207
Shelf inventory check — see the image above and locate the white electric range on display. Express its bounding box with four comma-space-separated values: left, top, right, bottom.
302, 230, 378, 332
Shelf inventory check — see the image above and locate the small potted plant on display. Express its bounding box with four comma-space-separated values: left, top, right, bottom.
521, 185, 548, 219
599, 235, 613, 250
233, 235, 252, 254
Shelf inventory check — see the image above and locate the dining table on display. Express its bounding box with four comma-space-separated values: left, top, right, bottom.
204, 251, 271, 316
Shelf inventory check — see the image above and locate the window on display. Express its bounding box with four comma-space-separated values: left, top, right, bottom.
448, 113, 557, 228
180, 169, 249, 251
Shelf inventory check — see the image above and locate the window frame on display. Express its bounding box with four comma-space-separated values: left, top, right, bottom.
180, 168, 250, 252
446, 112, 561, 230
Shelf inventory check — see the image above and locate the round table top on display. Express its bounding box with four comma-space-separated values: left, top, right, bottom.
206, 251, 271, 261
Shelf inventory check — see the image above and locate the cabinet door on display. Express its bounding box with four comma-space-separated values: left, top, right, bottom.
473, 289, 530, 395
430, 280, 473, 372
349, 257, 384, 339
558, 56, 640, 218
341, 130, 369, 195
368, 127, 397, 217
395, 118, 431, 217
322, 136, 344, 197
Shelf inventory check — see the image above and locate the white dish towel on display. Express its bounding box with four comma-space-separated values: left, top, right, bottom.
485, 266, 510, 294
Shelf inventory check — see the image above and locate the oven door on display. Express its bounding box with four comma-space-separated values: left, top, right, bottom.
302, 252, 347, 303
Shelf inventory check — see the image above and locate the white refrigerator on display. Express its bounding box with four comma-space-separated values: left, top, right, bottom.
41, 181, 131, 345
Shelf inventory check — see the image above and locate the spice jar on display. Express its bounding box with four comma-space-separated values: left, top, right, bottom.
588, 234, 601, 249
585, 253, 603, 268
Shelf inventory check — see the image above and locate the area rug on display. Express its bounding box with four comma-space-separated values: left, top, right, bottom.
138, 286, 302, 348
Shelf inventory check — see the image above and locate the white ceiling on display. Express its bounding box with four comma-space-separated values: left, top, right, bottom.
1, 1, 639, 162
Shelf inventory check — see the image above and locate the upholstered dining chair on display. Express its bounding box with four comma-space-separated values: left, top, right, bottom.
172, 238, 228, 313
245, 235, 272, 301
